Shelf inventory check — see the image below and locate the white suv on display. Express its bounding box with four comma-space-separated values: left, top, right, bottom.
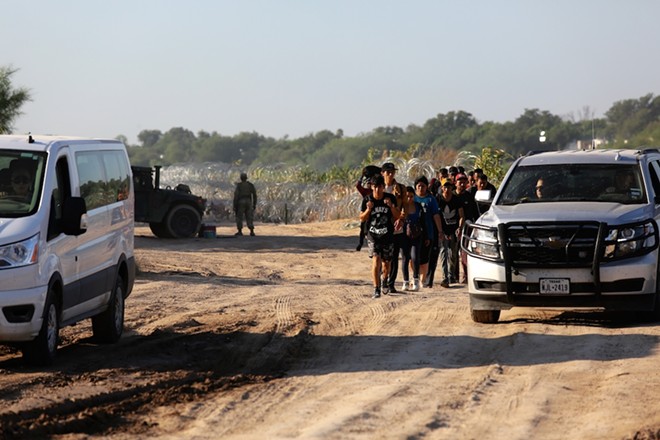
462, 148, 660, 323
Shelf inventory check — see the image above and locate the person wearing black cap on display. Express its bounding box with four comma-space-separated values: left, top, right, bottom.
233, 172, 257, 236
381, 162, 405, 293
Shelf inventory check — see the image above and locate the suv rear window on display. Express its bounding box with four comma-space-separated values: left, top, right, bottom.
497, 164, 646, 205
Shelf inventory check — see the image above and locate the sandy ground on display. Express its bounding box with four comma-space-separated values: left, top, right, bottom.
1, 220, 660, 439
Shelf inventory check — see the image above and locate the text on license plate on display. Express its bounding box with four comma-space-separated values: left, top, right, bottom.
539, 278, 570, 294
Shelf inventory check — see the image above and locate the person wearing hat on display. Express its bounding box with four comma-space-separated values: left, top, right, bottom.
413, 175, 444, 288
436, 179, 464, 288
380, 162, 406, 293
233, 172, 257, 236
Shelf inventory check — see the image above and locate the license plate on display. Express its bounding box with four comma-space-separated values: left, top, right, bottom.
539, 278, 570, 294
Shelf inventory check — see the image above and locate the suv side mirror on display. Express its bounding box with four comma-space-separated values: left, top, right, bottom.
61, 196, 87, 236
475, 189, 493, 203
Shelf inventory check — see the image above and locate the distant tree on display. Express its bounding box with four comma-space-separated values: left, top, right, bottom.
0, 66, 31, 134
605, 94, 660, 143
137, 129, 162, 148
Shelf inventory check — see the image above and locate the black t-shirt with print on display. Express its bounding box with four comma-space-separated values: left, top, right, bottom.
361, 193, 396, 241
437, 195, 462, 235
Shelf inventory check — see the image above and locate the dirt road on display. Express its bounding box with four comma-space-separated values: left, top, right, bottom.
1, 221, 660, 439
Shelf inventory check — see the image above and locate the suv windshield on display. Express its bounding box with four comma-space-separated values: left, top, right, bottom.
0, 151, 46, 217
497, 163, 646, 205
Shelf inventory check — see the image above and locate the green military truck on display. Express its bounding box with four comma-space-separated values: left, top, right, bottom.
132, 165, 206, 238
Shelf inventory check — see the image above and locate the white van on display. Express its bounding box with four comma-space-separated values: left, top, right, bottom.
0, 135, 135, 364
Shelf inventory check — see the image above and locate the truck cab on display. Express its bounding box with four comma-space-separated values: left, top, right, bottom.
132, 165, 206, 238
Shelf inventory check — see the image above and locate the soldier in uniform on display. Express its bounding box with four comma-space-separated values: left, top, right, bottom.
233, 172, 257, 236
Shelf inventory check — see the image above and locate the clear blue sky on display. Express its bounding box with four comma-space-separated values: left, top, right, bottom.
4, 0, 660, 144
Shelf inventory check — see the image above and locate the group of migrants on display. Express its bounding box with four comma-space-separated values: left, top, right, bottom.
357, 163, 496, 299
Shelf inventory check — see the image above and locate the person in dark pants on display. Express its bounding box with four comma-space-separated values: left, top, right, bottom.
355, 165, 381, 251
381, 162, 405, 293
436, 180, 464, 287
454, 173, 479, 283
413, 176, 444, 288
233, 172, 257, 236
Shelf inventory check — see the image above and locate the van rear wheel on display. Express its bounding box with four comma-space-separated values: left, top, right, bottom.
165, 204, 201, 238
23, 286, 59, 366
471, 309, 501, 324
92, 274, 125, 343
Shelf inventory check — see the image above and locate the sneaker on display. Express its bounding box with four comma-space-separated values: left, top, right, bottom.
440, 280, 450, 288
402, 280, 410, 291
372, 287, 381, 298
381, 278, 389, 295
389, 285, 398, 294
249, 230, 255, 236
411, 278, 420, 291
234, 230, 243, 236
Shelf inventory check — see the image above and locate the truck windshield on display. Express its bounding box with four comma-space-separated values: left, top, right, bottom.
0, 151, 46, 217
497, 163, 646, 205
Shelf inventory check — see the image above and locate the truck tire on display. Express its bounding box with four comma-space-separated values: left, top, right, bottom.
23, 286, 60, 366
165, 204, 201, 238
92, 274, 125, 343
149, 222, 171, 238
471, 309, 500, 324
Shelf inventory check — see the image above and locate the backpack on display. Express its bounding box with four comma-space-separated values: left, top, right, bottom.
406, 220, 422, 240
405, 202, 424, 240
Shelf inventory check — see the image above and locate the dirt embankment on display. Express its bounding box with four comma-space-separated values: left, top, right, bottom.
1, 221, 660, 439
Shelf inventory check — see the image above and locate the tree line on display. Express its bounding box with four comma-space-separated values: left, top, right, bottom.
125, 95, 660, 169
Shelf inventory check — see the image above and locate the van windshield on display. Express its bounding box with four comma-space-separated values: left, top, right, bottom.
497, 163, 646, 205
0, 151, 46, 217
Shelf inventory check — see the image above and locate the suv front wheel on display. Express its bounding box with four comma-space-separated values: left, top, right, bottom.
471, 309, 501, 324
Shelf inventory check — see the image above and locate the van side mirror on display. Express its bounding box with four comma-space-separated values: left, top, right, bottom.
61, 197, 87, 236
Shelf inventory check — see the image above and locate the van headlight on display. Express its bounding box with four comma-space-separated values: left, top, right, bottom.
0, 234, 39, 268
603, 221, 657, 259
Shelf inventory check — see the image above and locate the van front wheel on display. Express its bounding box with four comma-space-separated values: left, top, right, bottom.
92, 274, 125, 343
23, 287, 60, 366
165, 205, 201, 238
